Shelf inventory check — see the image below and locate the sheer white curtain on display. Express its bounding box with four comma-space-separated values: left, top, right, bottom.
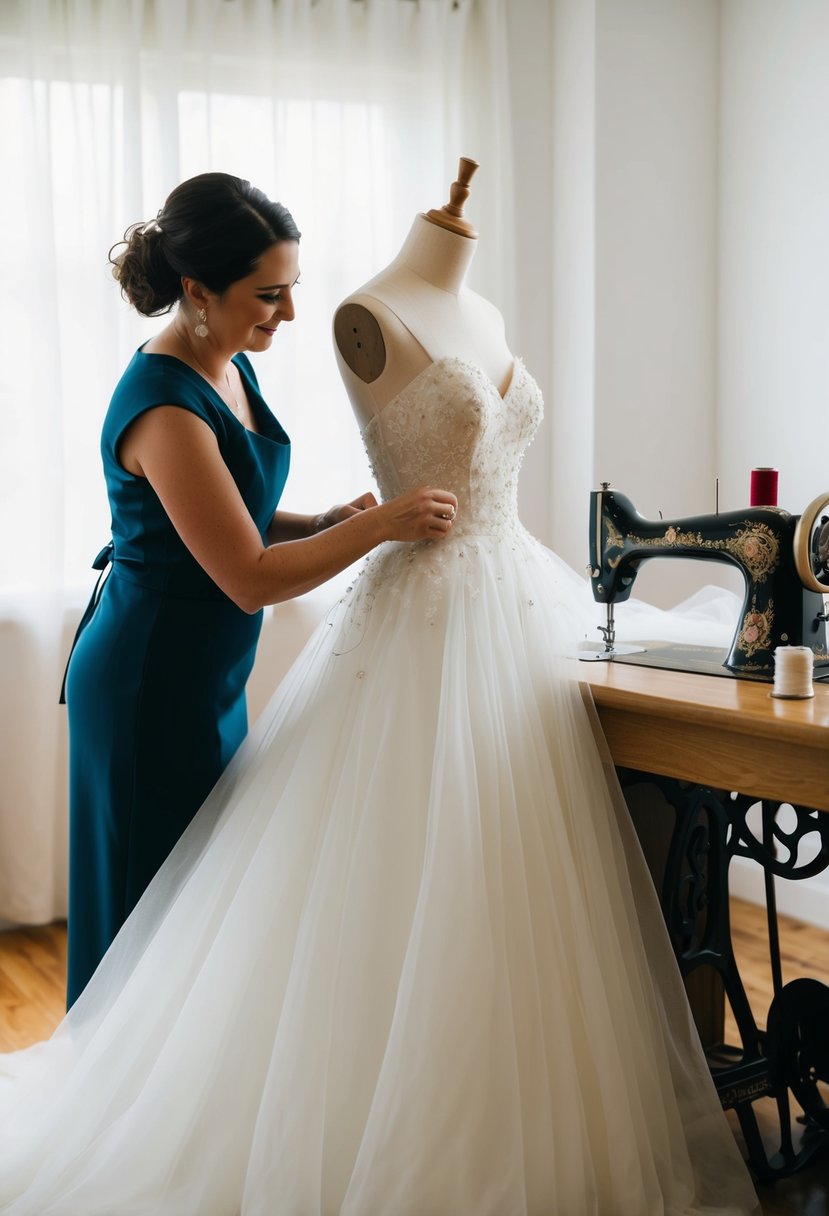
0, 0, 513, 924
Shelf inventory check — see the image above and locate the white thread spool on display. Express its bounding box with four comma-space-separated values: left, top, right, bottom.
771, 645, 815, 699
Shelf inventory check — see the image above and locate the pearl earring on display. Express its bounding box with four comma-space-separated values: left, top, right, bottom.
194, 308, 209, 338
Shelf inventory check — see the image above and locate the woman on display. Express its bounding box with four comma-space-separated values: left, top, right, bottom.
61, 172, 457, 1007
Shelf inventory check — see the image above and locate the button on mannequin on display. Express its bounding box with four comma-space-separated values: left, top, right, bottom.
333, 158, 515, 431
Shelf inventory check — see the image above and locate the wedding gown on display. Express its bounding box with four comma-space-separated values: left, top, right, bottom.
0, 356, 759, 1215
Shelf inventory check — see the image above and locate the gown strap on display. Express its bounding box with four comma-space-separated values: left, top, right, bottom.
59, 542, 115, 705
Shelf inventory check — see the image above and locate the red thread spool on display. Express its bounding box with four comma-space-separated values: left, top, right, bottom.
750, 467, 778, 507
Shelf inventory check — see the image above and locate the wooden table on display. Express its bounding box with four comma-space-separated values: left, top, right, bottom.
575, 658, 829, 1179
576, 662, 829, 812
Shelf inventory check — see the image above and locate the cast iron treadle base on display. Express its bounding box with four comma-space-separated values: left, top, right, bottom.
617, 770, 829, 1183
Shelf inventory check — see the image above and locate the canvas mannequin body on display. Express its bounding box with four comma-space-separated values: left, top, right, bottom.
333, 162, 513, 431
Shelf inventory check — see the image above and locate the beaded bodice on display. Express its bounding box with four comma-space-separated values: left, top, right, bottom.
362, 356, 542, 539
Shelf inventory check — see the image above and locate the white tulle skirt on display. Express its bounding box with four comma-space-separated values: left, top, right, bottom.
0, 528, 759, 1215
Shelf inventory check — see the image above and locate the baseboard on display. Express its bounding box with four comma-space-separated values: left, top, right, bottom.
730, 855, 829, 932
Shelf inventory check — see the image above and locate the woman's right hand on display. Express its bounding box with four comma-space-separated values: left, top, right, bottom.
377, 486, 458, 542
123, 403, 461, 609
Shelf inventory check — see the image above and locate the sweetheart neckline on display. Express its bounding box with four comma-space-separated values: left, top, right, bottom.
361, 356, 523, 436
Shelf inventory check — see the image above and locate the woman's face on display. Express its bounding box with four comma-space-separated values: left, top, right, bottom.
206, 240, 301, 353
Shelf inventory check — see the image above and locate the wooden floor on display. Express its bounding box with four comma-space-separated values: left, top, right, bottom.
1, 901, 828, 1212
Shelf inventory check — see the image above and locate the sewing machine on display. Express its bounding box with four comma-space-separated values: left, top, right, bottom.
585, 486, 829, 677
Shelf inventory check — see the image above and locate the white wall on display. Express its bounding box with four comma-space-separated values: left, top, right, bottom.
502, 0, 559, 549
508, 0, 738, 608
499, 0, 829, 927
547, 0, 597, 581
718, 0, 829, 515
523, 0, 829, 583
718, 0, 829, 924
594, 0, 727, 607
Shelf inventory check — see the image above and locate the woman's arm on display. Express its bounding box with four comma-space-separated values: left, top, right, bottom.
266, 494, 377, 544
121, 406, 456, 614
266, 511, 317, 543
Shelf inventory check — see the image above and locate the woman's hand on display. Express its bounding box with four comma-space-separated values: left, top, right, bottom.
123, 404, 459, 610
313, 492, 378, 532
377, 486, 458, 542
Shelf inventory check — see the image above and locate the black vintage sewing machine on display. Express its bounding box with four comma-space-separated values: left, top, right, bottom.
584, 485, 829, 677
584, 487, 829, 1182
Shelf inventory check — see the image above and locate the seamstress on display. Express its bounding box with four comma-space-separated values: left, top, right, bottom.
62, 171, 457, 1007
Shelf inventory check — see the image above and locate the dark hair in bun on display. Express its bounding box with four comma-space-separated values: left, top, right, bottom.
109, 173, 301, 317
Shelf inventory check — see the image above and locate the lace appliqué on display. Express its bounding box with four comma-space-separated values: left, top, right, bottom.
362, 357, 542, 541
327, 357, 548, 645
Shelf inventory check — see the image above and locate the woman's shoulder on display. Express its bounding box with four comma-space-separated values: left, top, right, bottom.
112, 348, 223, 412
102, 349, 226, 454
114, 346, 199, 392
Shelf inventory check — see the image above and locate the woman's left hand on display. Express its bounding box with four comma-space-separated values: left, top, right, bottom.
314, 492, 378, 532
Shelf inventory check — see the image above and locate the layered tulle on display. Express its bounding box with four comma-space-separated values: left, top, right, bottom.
0, 528, 758, 1215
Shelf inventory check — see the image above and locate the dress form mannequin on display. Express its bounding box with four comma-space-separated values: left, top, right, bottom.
333, 158, 514, 431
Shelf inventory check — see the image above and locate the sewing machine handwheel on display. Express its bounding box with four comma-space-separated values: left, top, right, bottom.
766, 979, 829, 1128
793, 492, 829, 593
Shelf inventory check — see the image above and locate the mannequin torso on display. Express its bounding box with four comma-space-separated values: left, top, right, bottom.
333, 213, 514, 431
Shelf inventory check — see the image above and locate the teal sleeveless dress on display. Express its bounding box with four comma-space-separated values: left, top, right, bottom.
63, 348, 290, 1007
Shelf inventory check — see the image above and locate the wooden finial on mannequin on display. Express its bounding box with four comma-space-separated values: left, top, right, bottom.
424, 157, 479, 238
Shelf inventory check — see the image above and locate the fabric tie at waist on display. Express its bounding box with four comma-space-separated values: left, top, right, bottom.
59, 542, 115, 705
